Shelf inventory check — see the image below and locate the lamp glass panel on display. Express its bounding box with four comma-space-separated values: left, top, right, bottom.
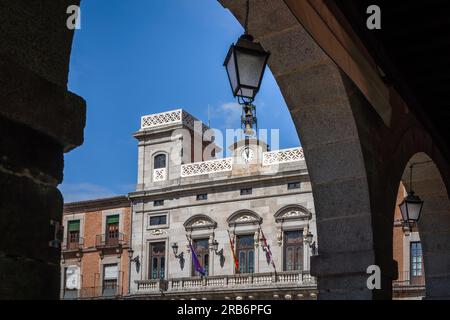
399, 201, 408, 221
407, 201, 422, 221
225, 49, 239, 94
235, 50, 266, 89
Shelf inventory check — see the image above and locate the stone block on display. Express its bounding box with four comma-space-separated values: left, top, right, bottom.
316, 215, 374, 253
276, 62, 346, 109
0, 171, 62, 263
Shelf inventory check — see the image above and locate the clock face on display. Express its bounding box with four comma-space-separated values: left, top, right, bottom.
241, 147, 255, 163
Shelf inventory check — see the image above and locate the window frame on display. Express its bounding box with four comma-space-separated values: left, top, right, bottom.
147, 212, 169, 230
287, 182, 301, 190
283, 230, 304, 272
148, 241, 166, 280
196, 194, 208, 201
153, 199, 164, 207
153, 153, 167, 170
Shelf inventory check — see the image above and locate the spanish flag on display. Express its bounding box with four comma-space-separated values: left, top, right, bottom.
227, 230, 239, 273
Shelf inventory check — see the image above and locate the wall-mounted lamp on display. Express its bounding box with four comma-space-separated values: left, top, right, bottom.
171, 242, 185, 270
305, 231, 317, 256
128, 248, 140, 273
212, 240, 225, 268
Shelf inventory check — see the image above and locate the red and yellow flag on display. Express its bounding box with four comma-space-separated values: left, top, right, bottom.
227, 230, 239, 273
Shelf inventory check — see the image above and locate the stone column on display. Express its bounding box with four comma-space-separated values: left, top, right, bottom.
0, 1, 85, 299
218, 0, 395, 299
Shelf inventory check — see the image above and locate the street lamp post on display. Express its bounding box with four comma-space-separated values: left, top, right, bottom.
399, 165, 424, 230
223, 0, 270, 136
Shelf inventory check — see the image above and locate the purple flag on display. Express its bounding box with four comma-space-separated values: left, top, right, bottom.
188, 239, 206, 276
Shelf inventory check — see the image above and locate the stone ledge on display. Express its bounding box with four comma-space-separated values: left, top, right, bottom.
0, 54, 86, 152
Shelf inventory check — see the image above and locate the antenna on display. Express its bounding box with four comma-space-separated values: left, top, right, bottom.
207, 104, 211, 128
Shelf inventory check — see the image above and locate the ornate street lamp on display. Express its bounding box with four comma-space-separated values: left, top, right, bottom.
223, 0, 270, 135
171, 242, 185, 269
399, 165, 424, 229
304, 231, 317, 256
128, 248, 140, 273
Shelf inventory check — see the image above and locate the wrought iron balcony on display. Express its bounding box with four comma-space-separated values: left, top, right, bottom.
95, 233, 127, 248
61, 237, 84, 252
393, 271, 426, 288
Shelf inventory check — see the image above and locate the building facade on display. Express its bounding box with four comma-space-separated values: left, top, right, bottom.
61, 196, 131, 299
60, 110, 425, 300
392, 184, 425, 299
127, 109, 318, 300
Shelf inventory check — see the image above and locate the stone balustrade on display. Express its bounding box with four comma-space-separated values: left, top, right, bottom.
179, 147, 305, 178
141, 109, 209, 132
135, 271, 315, 294
181, 158, 233, 177
262, 147, 304, 166
153, 168, 167, 182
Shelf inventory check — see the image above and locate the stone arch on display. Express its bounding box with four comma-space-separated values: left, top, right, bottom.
227, 210, 263, 227
399, 152, 450, 299
220, 0, 383, 299
184, 214, 217, 232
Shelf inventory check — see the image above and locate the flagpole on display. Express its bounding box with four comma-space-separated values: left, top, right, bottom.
258, 224, 277, 276
227, 229, 239, 274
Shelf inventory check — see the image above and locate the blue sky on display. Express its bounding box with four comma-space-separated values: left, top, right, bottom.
60, 0, 300, 202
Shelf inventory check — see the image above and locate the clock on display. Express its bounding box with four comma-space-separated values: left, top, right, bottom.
241, 147, 254, 163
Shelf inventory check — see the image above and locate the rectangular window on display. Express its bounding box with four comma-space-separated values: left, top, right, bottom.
63, 266, 79, 300
236, 235, 254, 274
240, 188, 252, 196
288, 182, 301, 190
102, 264, 118, 297
149, 242, 166, 280
410, 242, 424, 285
105, 215, 119, 246
196, 194, 208, 201
283, 230, 303, 271
149, 215, 167, 226
67, 220, 80, 250
153, 200, 164, 206
192, 238, 209, 276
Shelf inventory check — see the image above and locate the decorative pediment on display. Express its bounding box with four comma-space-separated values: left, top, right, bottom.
274, 205, 311, 222
227, 210, 263, 227
184, 214, 217, 231
150, 229, 167, 236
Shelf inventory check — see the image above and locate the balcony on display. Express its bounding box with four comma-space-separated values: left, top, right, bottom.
135, 271, 315, 295
64, 285, 124, 300
61, 237, 84, 252
393, 271, 426, 300
95, 233, 127, 249
393, 271, 425, 287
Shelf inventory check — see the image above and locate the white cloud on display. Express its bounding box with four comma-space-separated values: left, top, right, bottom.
213, 102, 242, 130
59, 183, 118, 203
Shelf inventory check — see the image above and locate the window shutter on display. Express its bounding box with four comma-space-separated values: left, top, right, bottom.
68, 220, 80, 232
106, 215, 119, 224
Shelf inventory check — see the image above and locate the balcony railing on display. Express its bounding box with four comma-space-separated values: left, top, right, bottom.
262, 147, 304, 166
181, 157, 233, 177
135, 271, 315, 294
72, 285, 124, 299
393, 271, 426, 287
61, 237, 84, 251
95, 233, 127, 248
153, 168, 167, 182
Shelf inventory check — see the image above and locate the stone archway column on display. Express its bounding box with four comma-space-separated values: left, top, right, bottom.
403, 156, 450, 300
0, 1, 85, 299
219, 0, 395, 299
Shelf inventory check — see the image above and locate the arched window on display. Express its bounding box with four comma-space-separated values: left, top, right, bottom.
154, 154, 166, 169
